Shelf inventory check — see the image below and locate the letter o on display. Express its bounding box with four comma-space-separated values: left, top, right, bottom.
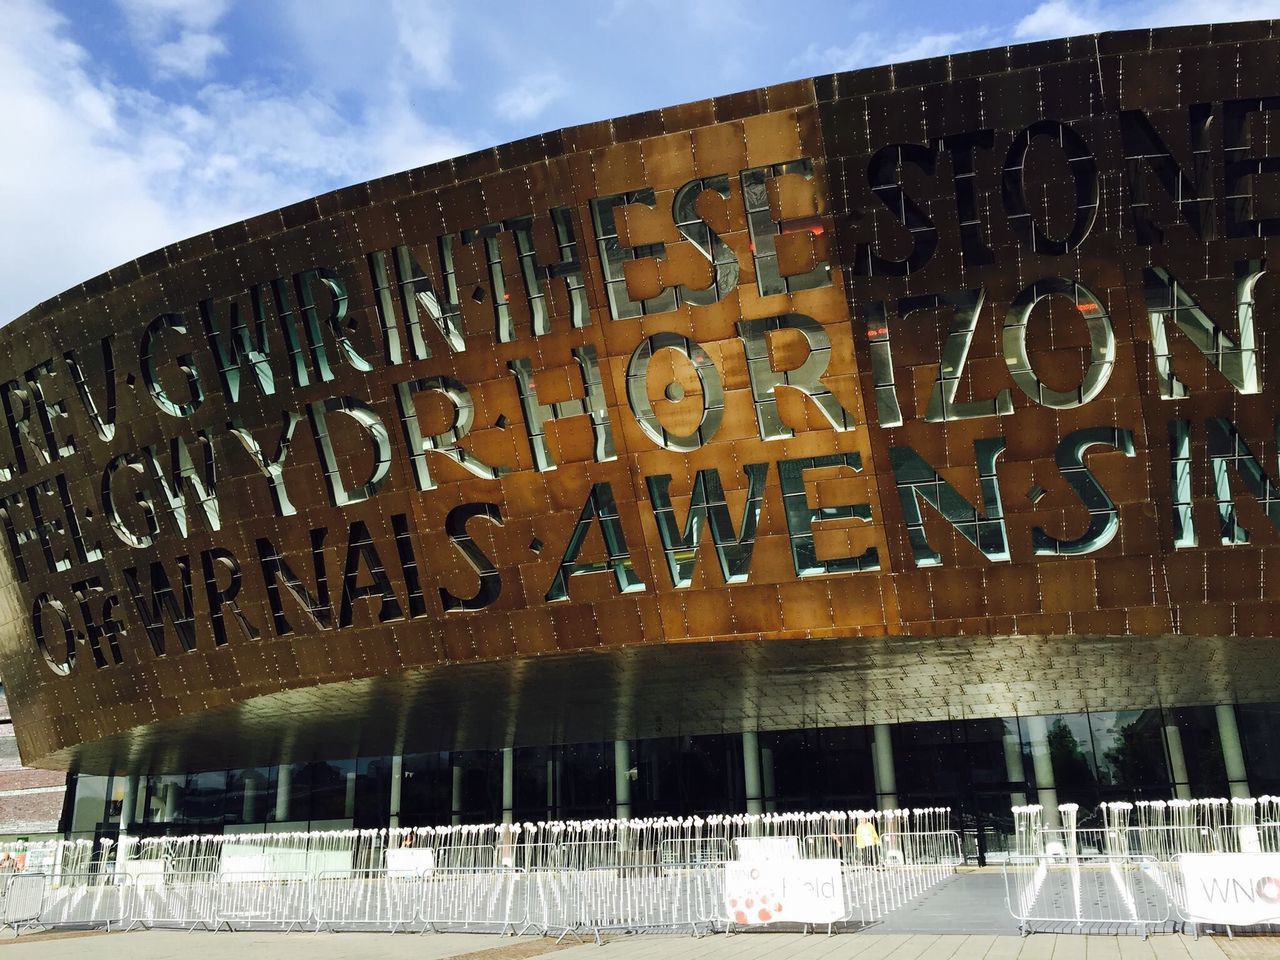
1002, 119, 1099, 255
1257, 876, 1280, 903
626, 332, 724, 451
1003, 278, 1115, 409
33, 593, 74, 676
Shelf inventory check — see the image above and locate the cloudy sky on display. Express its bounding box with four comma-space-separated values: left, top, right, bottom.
2, 0, 1277, 323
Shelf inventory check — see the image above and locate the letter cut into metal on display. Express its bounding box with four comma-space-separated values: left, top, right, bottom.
646, 464, 767, 587
1033, 427, 1136, 556
892, 437, 1010, 567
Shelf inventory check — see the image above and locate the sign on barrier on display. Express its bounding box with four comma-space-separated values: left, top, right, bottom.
1178, 853, 1280, 926
724, 859, 845, 925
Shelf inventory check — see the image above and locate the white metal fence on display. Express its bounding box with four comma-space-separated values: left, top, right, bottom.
1005, 797, 1280, 937
0, 809, 959, 937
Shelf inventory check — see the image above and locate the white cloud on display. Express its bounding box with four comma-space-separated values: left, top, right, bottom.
0, 0, 470, 324
116, 0, 231, 79
390, 0, 457, 89
1015, 0, 1280, 40
493, 72, 568, 123
795, 28, 993, 73
798, 0, 1280, 75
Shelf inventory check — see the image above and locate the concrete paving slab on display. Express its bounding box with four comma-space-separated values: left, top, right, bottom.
0, 930, 1261, 960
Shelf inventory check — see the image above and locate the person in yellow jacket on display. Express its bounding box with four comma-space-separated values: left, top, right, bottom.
854, 817, 880, 865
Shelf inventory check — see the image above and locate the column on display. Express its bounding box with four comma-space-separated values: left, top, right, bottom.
614, 741, 632, 820
242, 772, 258, 823
120, 774, 139, 833
1163, 719, 1192, 800
546, 754, 558, 820
275, 764, 292, 822
451, 760, 463, 826
1003, 724, 1028, 807
389, 755, 403, 830
1025, 715, 1060, 828
761, 746, 777, 814
1216, 704, 1250, 798
872, 723, 898, 810
344, 769, 357, 819
743, 731, 764, 815
163, 780, 179, 821
501, 748, 514, 824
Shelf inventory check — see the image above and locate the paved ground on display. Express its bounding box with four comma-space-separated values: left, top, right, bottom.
0, 931, 1265, 959
872, 872, 1020, 935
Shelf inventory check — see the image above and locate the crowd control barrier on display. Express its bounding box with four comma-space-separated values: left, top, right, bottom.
1002, 854, 1171, 937
0, 809, 966, 937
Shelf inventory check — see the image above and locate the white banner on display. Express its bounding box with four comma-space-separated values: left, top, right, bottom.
1181, 853, 1280, 925
724, 859, 845, 925
386, 847, 436, 877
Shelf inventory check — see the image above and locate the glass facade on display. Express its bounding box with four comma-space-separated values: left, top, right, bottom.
63, 701, 1280, 849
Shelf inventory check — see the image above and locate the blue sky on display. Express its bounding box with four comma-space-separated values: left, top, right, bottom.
2, 0, 1276, 323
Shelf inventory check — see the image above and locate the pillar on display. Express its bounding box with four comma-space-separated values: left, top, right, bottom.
275, 764, 292, 822
120, 774, 139, 833
1025, 715, 1060, 828
546, 755, 557, 819
501, 748, 514, 824
872, 723, 898, 810
1163, 720, 1192, 800
1003, 724, 1028, 808
743, 731, 764, 815
389, 755, 403, 830
761, 746, 777, 814
344, 769, 357, 819
614, 741, 632, 820
451, 760, 463, 826
242, 772, 258, 823
163, 781, 179, 821
1216, 704, 1250, 798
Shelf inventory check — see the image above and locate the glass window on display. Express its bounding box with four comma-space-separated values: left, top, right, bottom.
1089, 709, 1169, 800
812, 727, 875, 809
632, 734, 742, 817
353, 756, 391, 828
400, 752, 452, 827
760, 729, 816, 812
177, 770, 228, 825
225, 767, 275, 824
1021, 713, 1099, 811
1237, 702, 1280, 794
559, 742, 613, 820
513, 746, 553, 822
453, 750, 502, 824
69, 774, 110, 833
894, 720, 961, 805
1166, 705, 1227, 798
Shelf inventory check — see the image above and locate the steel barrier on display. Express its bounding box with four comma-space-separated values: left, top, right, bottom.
36, 873, 132, 930
130, 876, 218, 930
561, 865, 707, 942
1003, 855, 1171, 937
0, 873, 45, 936
312, 870, 422, 932
0, 851, 962, 938
213, 872, 313, 931
420, 867, 526, 933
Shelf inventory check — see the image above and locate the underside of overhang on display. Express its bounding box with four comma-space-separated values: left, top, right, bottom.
44, 633, 1280, 776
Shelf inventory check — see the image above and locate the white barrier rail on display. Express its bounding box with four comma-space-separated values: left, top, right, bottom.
32, 873, 132, 931
213, 872, 312, 932
312, 870, 422, 932
1002, 855, 1171, 938
421, 868, 526, 933
0, 858, 960, 938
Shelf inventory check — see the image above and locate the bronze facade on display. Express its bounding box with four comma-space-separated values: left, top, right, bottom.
1, 21, 1278, 777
